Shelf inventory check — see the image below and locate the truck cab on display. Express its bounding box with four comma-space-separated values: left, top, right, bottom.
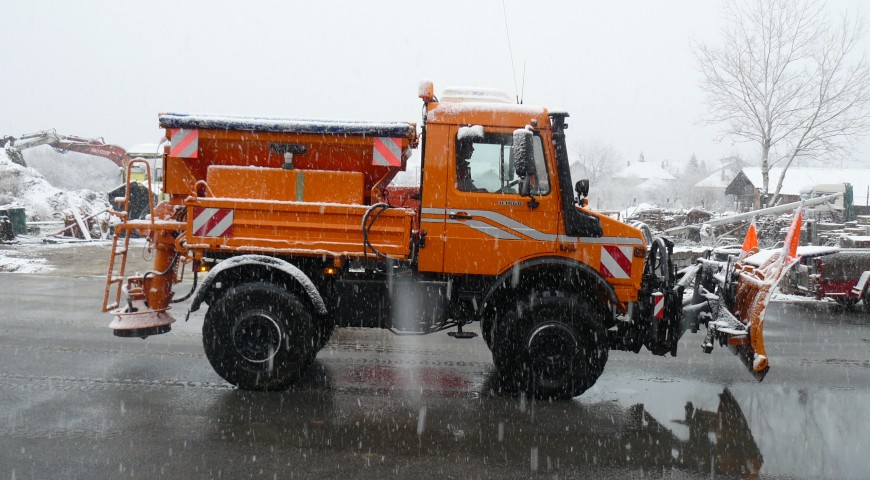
416, 86, 645, 307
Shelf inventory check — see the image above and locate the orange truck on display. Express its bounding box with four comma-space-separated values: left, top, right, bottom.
102, 82, 772, 398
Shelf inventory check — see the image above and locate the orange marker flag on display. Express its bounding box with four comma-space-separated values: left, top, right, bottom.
787, 209, 803, 259
741, 219, 758, 254
782, 203, 804, 261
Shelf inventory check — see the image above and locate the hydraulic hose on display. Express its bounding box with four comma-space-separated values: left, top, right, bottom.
649, 237, 673, 288
172, 266, 198, 304
362, 202, 394, 260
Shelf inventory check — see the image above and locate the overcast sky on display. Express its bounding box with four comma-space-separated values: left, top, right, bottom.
2, 0, 868, 171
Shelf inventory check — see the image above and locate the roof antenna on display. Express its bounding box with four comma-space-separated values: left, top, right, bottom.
519, 60, 526, 105
502, 0, 520, 104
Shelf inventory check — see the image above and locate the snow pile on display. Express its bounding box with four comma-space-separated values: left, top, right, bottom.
0, 148, 111, 222
621, 202, 659, 220
0, 248, 51, 273
23, 145, 121, 192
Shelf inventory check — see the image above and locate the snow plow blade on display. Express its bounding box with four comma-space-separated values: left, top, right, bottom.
725, 263, 771, 380
683, 206, 804, 382
684, 248, 808, 382
682, 256, 781, 382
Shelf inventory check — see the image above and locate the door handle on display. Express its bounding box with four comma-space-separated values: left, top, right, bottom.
449, 212, 473, 220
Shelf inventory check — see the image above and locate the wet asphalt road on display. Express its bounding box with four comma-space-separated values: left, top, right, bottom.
1, 242, 870, 479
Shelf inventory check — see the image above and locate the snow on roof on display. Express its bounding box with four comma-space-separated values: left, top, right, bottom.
695, 168, 735, 189
427, 101, 546, 120
613, 161, 675, 180
158, 113, 415, 138
738, 167, 870, 204
637, 177, 673, 191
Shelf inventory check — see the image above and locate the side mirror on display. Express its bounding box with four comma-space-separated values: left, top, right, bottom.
512, 129, 534, 178
575, 179, 589, 199
512, 129, 535, 196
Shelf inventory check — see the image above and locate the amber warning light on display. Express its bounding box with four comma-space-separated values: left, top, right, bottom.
418, 80, 435, 102
194, 260, 213, 273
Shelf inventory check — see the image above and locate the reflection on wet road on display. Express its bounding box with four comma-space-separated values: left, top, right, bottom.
1, 268, 869, 478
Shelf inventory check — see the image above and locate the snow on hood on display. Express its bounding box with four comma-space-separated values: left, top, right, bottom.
0, 148, 110, 222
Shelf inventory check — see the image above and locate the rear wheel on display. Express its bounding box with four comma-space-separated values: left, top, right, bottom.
203, 282, 316, 390
491, 290, 609, 399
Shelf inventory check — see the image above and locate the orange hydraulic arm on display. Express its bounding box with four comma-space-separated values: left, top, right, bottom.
4, 129, 126, 167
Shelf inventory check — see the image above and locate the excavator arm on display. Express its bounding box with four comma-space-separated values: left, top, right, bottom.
3, 129, 126, 167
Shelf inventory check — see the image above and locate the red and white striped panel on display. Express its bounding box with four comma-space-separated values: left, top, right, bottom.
652, 292, 665, 319
372, 137, 402, 167
192, 207, 234, 238
600, 245, 633, 279
170, 128, 199, 158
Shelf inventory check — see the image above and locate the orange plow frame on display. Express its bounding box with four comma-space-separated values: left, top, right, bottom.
687, 248, 802, 382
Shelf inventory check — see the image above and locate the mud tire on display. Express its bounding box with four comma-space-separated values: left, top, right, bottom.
203, 282, 315, 390
491, 291, 609, 399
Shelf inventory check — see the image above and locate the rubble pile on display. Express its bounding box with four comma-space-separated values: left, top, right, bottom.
0, 148, 111, 230
624, 203, 806, 248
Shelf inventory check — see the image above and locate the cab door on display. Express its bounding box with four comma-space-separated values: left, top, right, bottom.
442, 127, 558, 275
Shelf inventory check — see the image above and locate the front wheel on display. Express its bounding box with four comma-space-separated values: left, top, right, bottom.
492, 292, 609, 399
203, 282, 316, 390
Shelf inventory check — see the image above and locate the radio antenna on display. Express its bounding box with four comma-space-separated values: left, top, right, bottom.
520, 60, 526, 104
502, 0, 519, 103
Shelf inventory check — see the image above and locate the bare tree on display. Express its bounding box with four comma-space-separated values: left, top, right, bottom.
695, 0, 870, 206
572, 139, 620, 185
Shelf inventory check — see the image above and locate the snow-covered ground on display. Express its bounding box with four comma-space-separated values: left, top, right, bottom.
0, 246, 51, 273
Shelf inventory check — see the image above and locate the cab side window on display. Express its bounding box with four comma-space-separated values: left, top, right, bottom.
455, 132, 549, 195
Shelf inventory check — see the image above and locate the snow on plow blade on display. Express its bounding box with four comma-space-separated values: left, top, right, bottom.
711, 263, 771, 381
683, 257, 775, 382
683, 207, 804, 382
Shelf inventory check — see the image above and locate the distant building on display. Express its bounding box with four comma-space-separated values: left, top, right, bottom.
613, 153, 676, 191
724, 167, 870, 211
694, 157, 744, 193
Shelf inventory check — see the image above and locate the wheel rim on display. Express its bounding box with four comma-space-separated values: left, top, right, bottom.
527, 322, 579, 382
232, 311, 283, 363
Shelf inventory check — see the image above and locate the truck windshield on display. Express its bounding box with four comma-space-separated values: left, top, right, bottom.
456, 132, 549, 195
